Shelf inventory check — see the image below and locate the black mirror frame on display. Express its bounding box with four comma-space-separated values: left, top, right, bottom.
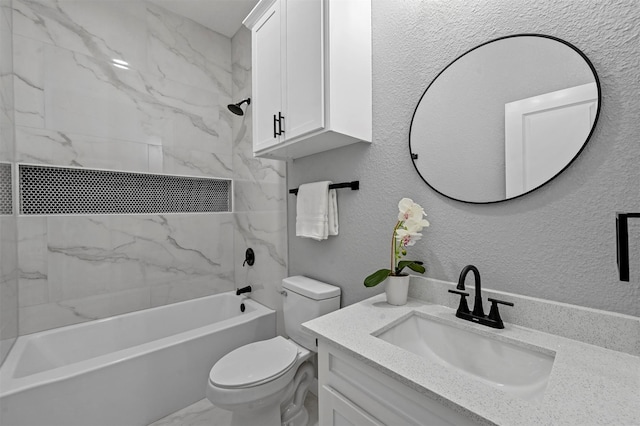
408, 33, 602, 204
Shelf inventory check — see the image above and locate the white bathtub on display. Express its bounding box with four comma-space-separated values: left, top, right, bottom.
0, 293, 275, 426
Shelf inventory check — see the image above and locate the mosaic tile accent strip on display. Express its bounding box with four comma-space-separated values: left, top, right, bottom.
0, 163, 12, 215
19, 165, 231, 215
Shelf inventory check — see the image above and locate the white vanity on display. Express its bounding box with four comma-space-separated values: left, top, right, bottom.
317, 339, 483, 425
303, 278, 640, 425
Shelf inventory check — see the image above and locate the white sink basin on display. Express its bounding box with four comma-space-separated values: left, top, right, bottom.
376, 313, 555, 403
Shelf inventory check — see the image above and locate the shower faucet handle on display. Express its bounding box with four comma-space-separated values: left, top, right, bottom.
243, 248, 255, 267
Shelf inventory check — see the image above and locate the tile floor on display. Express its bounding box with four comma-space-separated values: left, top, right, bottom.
149, 393, 319, 426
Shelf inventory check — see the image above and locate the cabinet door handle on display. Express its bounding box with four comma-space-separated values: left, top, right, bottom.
273, 114, 278, 138
278, 112, 285, 135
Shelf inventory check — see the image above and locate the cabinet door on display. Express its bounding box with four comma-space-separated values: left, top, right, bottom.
252, 0, 284, 152
283, 0, 324, 141
321, 386, 383, 426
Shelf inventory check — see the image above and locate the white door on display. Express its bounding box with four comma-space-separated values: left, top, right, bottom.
505, 82, 598, 197
284, 0, 324, 141
252, 0, 285, 152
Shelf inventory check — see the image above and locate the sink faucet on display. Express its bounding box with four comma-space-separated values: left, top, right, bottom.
456, 265, 485, 317
448, 265, 513, 329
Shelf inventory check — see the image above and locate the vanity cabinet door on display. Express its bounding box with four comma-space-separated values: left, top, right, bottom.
322, 386, 383, 426
251, 0, 284, 152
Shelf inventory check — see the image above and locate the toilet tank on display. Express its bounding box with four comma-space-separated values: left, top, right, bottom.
282, 276, 341, 352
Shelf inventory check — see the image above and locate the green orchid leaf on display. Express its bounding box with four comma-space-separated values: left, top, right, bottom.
407, 262, 426, 274
364, 269, 391, 287
396, 260, 425, 275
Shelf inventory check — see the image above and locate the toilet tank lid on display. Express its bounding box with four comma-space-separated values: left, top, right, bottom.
283, 276, 341, 300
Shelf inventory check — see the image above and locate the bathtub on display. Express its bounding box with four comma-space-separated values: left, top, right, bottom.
0, 293, 275, 426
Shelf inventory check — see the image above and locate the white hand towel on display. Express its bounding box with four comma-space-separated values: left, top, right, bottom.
328, 188, 339, 236
296, 181, 339, 240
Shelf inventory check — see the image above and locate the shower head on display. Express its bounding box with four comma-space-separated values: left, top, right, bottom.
227, 98, 251, 116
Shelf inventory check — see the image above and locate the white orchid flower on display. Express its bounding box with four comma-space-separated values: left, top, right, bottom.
364, 198, 430, 288
395, 228, 422, 247
405, 217, 430, 232
397, 198, 425, 221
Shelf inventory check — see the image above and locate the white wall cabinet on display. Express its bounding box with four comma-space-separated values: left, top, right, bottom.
318, 343, 482, 426
244, 0, 372, 160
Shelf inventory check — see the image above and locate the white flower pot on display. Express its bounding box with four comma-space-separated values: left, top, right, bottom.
385, 275, 410, 305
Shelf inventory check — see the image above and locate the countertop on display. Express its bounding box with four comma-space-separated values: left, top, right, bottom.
302, 294, 640, 426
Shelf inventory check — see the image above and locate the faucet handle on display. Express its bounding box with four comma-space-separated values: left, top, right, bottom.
487, 298, 513, 329
448, 289, 471, 315
487, 297, 514, 307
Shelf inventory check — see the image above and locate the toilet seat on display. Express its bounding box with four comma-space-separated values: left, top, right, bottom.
209, 336, 299, 389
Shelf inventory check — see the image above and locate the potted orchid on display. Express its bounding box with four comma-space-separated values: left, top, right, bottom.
364, 198, 429, 305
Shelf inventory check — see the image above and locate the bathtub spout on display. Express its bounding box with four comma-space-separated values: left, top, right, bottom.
281, 361, 314, 425
236, 286, 252, 296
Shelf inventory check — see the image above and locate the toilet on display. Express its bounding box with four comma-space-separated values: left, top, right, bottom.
206, 276, 341, 426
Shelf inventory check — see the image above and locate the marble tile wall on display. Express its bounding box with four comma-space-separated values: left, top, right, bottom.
0, 0, 18, 363
231, 27, 288, 335
12, 0, 232, 177
10, 0, 287, 335
0, 0, 14, 162
18, 214, 236, 333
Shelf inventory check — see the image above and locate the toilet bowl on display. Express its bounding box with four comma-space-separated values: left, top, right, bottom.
206, 336, 313, 426
206, 276, 341, 426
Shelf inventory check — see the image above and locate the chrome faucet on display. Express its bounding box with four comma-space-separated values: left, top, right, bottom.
448, 265, 513, 329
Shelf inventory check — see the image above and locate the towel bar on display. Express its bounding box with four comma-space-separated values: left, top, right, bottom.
289, 181, 359, 195
617, 212, 640, 281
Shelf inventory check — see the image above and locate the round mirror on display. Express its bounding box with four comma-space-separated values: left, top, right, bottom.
409, 34, 601, 204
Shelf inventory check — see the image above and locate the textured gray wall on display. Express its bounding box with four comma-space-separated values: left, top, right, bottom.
288, 0, 640, 317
